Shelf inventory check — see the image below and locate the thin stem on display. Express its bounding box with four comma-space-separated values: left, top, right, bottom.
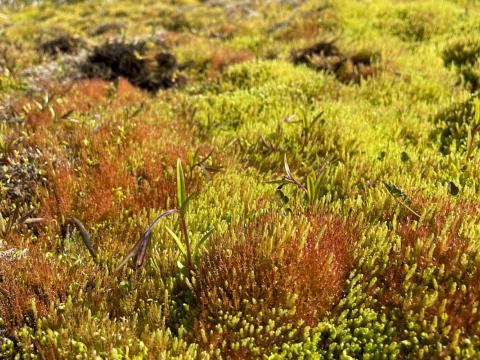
285, 176, 308, 194
180, 212, 193, 281
393, 196, 421, 219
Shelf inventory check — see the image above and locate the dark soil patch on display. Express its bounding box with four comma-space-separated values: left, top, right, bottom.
291, 41, 380, 84
38, 35, 85, 57
80, 41, 186, 92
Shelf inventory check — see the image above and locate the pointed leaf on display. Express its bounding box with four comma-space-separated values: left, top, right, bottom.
145, 209, 178, 234
179, 194, 194, 214
67, 217, 96, 260
136, 231, 153, 267
177, 159, 186, 210
284, 154, 292, 178
196, 228, 214, 251
275, 188, 289, 205
116, 209, 177, 271
166, 226, 187, 257
383, 182, 405, 199
448, 181, 459, 196
115, 240, 142, 272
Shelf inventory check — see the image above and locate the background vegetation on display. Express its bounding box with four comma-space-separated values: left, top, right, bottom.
1, 0, 480, 358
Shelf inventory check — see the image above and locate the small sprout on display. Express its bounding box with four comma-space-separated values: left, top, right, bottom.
115, 209, 178, 271
259, 134, 279, 153
299, 110, 324, 149
187, 149, 221, 178
2, 208, 46, 241
400, 151, 410, 162
116, 159, 214, 279
268, 155, 331, 206
282, 155, 307, 194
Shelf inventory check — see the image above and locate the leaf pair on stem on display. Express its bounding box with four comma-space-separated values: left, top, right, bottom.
270, 155, 330, 207
116, 159, 213, 280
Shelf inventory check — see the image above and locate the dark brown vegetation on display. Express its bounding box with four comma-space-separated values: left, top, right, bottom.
292, 41, 380, 84
38, 35, 85, 57
80, 42, 186, 92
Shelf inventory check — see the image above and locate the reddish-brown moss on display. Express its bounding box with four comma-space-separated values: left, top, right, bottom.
208, 48, 253, 78
0, 249, 67, 335
193, 213, 358, 356
374, 200, 480, 341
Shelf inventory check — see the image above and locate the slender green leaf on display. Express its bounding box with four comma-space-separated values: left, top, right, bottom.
195, 228, 214, 253
179, 194, 194, 214
166, 225, 186, 257
177, 159, 186, 210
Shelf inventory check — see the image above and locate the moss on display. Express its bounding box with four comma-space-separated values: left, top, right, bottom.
2, 0, 480, 358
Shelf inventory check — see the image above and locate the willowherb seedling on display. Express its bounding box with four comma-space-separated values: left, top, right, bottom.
116, 159, 213, 279
2, 207, 46, 242
298, 109, 324, 150
115, 208, 178, 270
270, 155, 330, 206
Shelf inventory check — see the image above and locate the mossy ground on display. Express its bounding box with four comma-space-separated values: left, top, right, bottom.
1, 0, 480, 358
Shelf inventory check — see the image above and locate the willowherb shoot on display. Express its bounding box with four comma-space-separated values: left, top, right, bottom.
270, 155, 330, 206
116, 159, 213, 277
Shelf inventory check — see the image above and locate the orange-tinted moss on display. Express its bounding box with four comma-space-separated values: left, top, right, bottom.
0, 249, 67, 335
194, 213, 358, 356
375, 200, 480, 342
208, 48, 253, 78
